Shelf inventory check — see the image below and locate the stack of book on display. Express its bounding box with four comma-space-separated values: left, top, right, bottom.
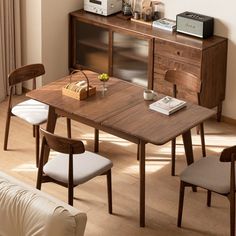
149, 96, 186, 115
152, 18, 176, 32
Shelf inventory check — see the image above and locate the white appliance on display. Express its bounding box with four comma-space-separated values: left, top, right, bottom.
84, 0, 122, 16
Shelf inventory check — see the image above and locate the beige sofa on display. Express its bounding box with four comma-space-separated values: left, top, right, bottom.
0, 171, 87, 236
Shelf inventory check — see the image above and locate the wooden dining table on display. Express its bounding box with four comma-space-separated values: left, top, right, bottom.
27, 70, 215, 227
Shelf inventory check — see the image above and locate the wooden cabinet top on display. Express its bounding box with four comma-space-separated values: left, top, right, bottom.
70, 10, 227, 50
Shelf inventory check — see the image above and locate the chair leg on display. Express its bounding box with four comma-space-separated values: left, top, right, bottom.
137, 144, 139, 161
107, 169, 112, 214
171, 138, 176, 176
94, 129, 99, 153
35, 125, 40, 167
33, 125, 36, 137
36, 169, 43, 190
36, 167, 43, 190
229, 192, 235, 236
4, 112, 11, 150
177, 181, 186, 227
66, 118, 71, 138
199, 123, 206, 157
207, 190, 212, 207
68, 184, 74, 206
36, 138, 45, 190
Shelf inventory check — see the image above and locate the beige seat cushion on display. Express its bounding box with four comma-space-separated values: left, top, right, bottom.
0, 172, 87, 236
43, 151, 113, 185
12, 99, 48, 125
180, 156, 233, 194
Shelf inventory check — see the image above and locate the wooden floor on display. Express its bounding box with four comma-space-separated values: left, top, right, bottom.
0, 95, 235, 236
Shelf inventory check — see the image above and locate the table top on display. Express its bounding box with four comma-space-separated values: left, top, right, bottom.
27, 70, 215, 145
27, 70, 144, 123
102, 101, 214, 145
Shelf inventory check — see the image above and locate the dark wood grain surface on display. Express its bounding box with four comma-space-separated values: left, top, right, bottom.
27, 70, 144, 123
102, 97, 214, 145
70, 10, 225, 50
27, 70, 215, 145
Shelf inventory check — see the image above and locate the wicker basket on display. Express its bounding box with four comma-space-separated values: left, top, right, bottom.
62, 70, 96, 100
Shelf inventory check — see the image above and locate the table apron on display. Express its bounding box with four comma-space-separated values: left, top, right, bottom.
56, 108, 140, 144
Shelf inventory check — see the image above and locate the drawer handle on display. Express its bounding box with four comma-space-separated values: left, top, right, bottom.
177, 51, 180, 56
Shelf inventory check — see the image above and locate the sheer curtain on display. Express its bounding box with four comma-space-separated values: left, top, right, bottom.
0, 0, 21, 102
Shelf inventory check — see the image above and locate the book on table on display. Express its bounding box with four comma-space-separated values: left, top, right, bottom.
152, 18, 176, 31
149, 96, 186, 115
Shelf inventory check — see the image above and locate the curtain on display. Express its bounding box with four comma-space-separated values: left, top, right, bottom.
0, 0, 21, 102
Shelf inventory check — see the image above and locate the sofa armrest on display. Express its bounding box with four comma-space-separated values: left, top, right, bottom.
0, 171, 87, 236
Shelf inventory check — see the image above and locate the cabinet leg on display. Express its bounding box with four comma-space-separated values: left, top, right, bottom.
217, 102, 222, 122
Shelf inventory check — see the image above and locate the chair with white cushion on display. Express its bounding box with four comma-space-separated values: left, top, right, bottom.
3, 64, 48, 166
177, 145, 236, 236
36, 128, 113, 213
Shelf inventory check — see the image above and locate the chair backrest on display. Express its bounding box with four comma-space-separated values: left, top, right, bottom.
220, 145, 236, 162
40, 128, 85, 155
8, 63, 45, 88
164, 70, 202, 104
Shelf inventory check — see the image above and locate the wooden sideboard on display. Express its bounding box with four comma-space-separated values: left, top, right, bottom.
69, 10, 227, 120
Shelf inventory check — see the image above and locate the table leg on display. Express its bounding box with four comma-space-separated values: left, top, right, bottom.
42, 106, 58, 164
66, 118, 71, 138
217, 102, 222, 122
182, 129, 194, 165
139, 140, 146, 227
182, 129, 197, 192
94, 129, 99, 153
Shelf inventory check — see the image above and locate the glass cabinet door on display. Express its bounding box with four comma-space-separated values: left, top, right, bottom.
74, 21, 109, 73
112, 32, 149, 87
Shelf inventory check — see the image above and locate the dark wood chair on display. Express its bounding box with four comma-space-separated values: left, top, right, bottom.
36, 128, 113, 213
3, 64, 48, 166
3, 64, 72, 166
164, 70, 206, 176
177, 145, 236, 236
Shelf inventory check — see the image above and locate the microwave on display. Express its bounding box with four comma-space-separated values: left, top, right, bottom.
84, 0, 122, 16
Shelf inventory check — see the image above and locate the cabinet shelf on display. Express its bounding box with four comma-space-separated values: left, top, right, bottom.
113, 48, 148, 63
78, 39, 108, 51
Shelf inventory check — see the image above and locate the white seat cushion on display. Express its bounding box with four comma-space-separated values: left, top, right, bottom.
180, 156, 234, 194
43, 151, 113, 185
12, 99, 48, 125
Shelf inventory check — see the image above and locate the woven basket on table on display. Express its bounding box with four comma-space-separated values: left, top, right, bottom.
62, 70, 96, 100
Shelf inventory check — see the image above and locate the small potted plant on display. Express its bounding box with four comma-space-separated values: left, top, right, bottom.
98, 73, 109, 92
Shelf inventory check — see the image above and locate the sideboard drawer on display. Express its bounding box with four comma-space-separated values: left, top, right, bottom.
155, 38, 202, 66
154, 55, 201, 78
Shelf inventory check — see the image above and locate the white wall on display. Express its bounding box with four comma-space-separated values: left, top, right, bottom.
41, 0, 83, 85
21, 0, 42, 88
21, 0, 82, 88
21, 0, 236, 119
161, 0, 236, 119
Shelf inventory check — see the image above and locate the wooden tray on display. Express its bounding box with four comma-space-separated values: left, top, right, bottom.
62, 70, 96, 100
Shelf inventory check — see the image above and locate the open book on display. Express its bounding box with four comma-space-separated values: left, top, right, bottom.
149, 96, 186, 115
